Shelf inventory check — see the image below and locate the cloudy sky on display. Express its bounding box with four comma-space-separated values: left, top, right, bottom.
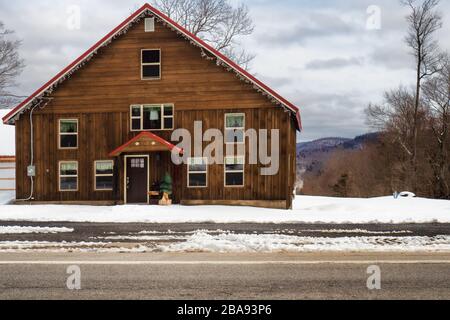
1, 0, 450, 142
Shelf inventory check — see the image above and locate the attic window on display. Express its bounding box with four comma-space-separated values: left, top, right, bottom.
145, 18, 155, 32
141, 49, 161, 80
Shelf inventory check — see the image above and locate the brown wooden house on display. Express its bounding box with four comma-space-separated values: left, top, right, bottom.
2, 4, 302, 209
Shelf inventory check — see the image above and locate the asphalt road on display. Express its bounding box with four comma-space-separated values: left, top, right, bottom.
0, 252, 449, 300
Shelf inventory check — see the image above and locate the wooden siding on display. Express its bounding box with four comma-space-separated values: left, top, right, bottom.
14, 17, 297, 208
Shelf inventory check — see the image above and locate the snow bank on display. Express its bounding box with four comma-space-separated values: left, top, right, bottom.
0, 195, 448, 224
0, 226, 73, 234
160, 232, 450, 253
0, 191, 14, 205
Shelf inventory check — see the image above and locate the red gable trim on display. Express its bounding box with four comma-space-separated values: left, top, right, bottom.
108, 131, 183, 157
3, 3, 302, 131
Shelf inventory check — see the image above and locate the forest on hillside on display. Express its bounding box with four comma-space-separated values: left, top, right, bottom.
300, 0, 450, 200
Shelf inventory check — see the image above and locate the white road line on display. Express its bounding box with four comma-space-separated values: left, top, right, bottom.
0, 260, 449, 265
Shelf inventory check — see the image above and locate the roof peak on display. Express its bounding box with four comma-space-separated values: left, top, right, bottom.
2, 2, 301, 130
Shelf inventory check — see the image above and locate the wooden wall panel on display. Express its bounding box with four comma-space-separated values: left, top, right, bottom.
14, 16, 297, 206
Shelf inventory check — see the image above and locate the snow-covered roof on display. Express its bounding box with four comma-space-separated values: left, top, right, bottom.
2, 3, 302, 130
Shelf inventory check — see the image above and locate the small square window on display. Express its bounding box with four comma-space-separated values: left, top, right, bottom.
59, 161, 78, 191
95, 161, 114, 191
188, 157, 208, 188
225, 114, 245, 144
59, 119, 78, 149
142, 65, 160, 79
224, 156, 245, 187
142, 50, 161, 80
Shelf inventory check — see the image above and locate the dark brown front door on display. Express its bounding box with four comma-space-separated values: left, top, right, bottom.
126, 157, 148, 204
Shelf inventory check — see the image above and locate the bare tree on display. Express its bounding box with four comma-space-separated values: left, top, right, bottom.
422, 54, 450, 198
152, 0, 255, 68
402, 0, 443, 191
0, 21, 24, 109
366, 87, 431, 190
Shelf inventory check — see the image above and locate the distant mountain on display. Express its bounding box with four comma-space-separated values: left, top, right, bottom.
296, 133, 380, 176
297, 137, 351, 156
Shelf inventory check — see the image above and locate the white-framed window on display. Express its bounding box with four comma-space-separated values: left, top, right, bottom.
224, 156, 245, 187
59, 119, 78, 149
94, 160, 114, 191
141, 49, 161, 80
130, 104, 174, 131
59, 161, 78, 192
145, 17, 155, 32
225, 113, 245, 144
187, 157, 208, 188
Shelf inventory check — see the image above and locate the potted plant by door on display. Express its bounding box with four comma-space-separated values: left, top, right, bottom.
159, 172, 173, 206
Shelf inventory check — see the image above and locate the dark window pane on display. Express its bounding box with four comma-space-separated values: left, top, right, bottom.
164, 106, 173, 116
60, 177, 77, 191
226, 172, 244, 186
143, 106, 161, 130
60, 135, 77, 148
132, 119, 141, 130
131, 106, 141, 117
189, 173, 207, 187
60, 120, 78, 133
226, 164, 244, 171
142, 50, 160, 63
96, 176, 113, 190
142, 65, 160, 78
189, 163, 207, 172
164, 118, 173, 129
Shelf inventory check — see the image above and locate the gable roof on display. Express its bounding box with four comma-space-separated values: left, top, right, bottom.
2, 3, 302, 131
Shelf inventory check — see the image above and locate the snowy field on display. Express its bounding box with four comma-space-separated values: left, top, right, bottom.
0, 190, 449, 224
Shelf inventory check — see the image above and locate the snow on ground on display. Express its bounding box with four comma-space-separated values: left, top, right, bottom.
159, 232, 450, 253
0, 194, 449, 224
1, 232, 449, 253
0, 226, 73, 234
0, 191, 14, 205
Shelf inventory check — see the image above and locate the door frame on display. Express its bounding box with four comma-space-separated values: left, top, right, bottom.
124, 154, 150, 204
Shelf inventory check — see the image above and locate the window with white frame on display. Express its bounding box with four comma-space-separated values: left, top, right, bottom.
95, 161, 114, 191
187, 157, 208, 188
144, 17, 155, 32
59, 161, 78, 191
59, 119, 78, 149
130, 104, 174, 131
225, 113, 245, 144
141, 49, 161, 79
224, 156, 245, 187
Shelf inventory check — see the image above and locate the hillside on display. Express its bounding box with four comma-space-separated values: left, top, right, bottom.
297, 133, 379, 178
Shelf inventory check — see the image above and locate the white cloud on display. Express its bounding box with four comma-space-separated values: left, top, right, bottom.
1, 0, 450, 142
